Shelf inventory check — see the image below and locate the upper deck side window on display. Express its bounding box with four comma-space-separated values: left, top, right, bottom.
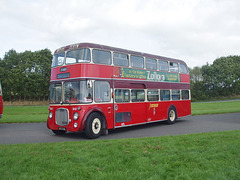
66, 48, 90, 64
92, 49, 111, 65
131, 55, 144, 68
113, 52, 129, 67
146, 58, 157, 70
158, 60, 169, 72
170, 62, 179, 73
180, 63, 188, 74
52, 44, 188, 76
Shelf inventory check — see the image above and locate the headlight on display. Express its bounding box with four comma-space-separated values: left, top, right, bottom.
73, 112, 79, 120
49, 112, 53, 119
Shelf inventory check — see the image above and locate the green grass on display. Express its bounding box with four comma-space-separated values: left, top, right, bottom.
191, 100, 240, 115
1, 106, 48, 123
0, 130, 240, 179
1, 100, 240, 123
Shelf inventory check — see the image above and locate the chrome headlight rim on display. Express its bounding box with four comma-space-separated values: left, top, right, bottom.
73, 112, 79, 120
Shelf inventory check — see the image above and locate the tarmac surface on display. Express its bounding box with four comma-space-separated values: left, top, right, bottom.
0, 113, 239, 145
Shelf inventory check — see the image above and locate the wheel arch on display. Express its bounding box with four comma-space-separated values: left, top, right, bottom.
79, 107, 107, 132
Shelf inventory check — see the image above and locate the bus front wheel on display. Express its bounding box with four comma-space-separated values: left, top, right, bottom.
167, 106, 177, 124
85, 112, 103, 139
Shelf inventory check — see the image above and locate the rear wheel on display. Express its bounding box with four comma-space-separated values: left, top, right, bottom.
52, 130, 66, 135
85, 112, 103, 139
167, 106, 177, 124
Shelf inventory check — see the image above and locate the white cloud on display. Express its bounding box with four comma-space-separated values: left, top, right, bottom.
0, 0, 240, 68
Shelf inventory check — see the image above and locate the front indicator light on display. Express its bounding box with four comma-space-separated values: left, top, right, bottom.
49, 112, 53, 119
73, 112, 79, 120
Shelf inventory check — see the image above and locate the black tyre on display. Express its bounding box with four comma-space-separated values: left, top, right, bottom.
85, 112, 103, 139
52, 130, 66, 135
167, 106, 177, 124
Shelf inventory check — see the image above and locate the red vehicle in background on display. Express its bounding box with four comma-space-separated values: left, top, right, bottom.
0, 82, 3, 118
47, 43, 191, 138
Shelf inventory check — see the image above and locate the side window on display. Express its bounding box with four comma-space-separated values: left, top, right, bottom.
180, 64, 188, 74
182, 90, 190, 100
113, 53, 129, 67
131, 90, 145, 102
79, 81, 93, 103
66, 49, 90, 64
52, 53, 65, 67
160, 90, 170, 101
146, 58, 157, 70
115, 89, 130, 102
147, 90, 159, 101
170, 62, 179, 73
131, 55, 144, 68
172, 90, 180, 100
158, 60, 168, 71
94, 81, 111, 102
92, 49, 111, 65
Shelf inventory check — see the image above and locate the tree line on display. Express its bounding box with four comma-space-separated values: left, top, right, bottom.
0, 49, 239, 102
0, 49, 52, 101
190, 55, 240, 101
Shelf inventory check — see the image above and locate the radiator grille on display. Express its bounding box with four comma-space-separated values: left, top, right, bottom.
55, 108, 69, 126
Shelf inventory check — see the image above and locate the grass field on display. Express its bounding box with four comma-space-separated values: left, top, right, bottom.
0, 130, 240, 179
1, 100, 240, 123
0, 102, 240, 179
1, 106, 48, 123
191, 100, 240, 115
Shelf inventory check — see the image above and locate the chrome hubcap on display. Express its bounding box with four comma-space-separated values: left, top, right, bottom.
92, 118, 101, 134
169, 110, 175, 121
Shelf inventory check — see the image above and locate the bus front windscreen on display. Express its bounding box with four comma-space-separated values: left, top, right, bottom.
49, 81, 93, 104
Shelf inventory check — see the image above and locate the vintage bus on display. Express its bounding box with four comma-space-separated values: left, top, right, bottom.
0, 82, 3, 118
47, 43, 191, 138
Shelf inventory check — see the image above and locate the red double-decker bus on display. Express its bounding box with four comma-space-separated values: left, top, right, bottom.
47, 43, 191, 138
0, 82, 3, 118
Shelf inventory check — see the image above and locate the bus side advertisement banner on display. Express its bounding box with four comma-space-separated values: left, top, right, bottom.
119, 68, 180, 82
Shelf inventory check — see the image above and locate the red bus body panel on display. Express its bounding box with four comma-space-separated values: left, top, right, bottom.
47, 104, 114, 132
51, 64, 114, 81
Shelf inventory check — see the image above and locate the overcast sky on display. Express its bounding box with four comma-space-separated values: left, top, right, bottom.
0, 0, 240, 68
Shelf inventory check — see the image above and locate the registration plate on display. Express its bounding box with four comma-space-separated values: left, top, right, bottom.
59, 127, 66, 131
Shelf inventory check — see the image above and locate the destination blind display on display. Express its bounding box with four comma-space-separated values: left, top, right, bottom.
119, 68, 180, 82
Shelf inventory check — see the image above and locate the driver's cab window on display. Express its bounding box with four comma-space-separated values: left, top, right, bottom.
94, 81, 111, 102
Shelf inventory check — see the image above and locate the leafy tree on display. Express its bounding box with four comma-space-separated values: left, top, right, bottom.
0, 49, 52, 101
202, 56, 240, 98
189, 66, 203, 83
190, 56, 240, 101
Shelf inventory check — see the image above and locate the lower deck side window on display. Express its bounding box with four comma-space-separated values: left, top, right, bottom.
182, 90, 190, 100
147, 90, 159, 101
131, 90, 145, 102
172, 90, 180, 100
160, 90, 170, 101
115, 89, 130, 102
